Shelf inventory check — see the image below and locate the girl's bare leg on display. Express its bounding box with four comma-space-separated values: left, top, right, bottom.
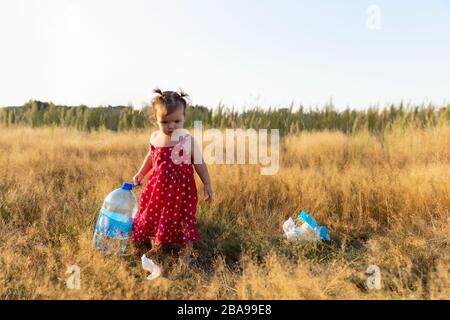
145, 237, 162, 259
178, 242, 193, 266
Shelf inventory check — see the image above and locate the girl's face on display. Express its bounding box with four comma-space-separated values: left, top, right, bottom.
156, 106, 186, 136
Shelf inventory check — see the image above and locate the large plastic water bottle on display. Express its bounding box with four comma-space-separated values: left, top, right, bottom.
93, 182, 138, 255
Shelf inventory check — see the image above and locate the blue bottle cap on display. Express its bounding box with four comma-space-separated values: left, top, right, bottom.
121, 182, 133, 190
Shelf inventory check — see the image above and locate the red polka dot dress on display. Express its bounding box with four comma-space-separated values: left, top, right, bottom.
132, 135, 199, 245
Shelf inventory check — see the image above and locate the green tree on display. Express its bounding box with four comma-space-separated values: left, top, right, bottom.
8, 109, 16, 125
27, 101, 41, 127
118, 111, 129, 131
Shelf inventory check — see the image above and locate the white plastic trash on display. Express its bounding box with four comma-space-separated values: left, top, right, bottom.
297, 222, 320, 241
141, 254, 161, 281
283, 217, 320, 242
283, 218, 300, 241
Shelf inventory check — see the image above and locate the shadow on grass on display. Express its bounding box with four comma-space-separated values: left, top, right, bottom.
121, 216, 372, 283
120, 218, 244, 277
194, 218, 243, 273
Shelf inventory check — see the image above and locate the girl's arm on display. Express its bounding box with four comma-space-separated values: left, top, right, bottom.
133, 150, 153, 185
134, 132, 158, 184
191, 137, 212, 202
193, 159, 211, 186
193, 160, 213, 202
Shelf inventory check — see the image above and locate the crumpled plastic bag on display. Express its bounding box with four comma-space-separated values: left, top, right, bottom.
283, 211, 331, 242
283, 218, 301, 241
283, 217, 319, 242
141, 254, 161, 280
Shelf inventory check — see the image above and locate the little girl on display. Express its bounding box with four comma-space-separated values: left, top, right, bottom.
131, 88, 213, 266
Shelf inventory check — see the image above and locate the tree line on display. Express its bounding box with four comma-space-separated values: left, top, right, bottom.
1, 100, 449, 135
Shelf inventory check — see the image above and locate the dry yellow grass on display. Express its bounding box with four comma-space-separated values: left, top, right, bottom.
0, 125, 448, 299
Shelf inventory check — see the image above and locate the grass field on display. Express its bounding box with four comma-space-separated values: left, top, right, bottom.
0, 125, 448, 299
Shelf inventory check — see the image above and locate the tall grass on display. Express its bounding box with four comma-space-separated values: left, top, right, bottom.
0, 124, 448, 299
1, 100, 449, 135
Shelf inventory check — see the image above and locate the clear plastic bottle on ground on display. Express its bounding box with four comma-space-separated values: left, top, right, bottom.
93, 183, 138, 255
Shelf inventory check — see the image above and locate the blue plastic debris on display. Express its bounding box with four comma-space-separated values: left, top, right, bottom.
318, 226, 331, 241
296, 210, 331, 241
297, 210, 319, 229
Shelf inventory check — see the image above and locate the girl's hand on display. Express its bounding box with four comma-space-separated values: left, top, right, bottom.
204, 183, 213, 203
133, 173, 144, 186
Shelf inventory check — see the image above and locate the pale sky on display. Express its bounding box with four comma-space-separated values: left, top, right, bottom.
1, 0, 449, 111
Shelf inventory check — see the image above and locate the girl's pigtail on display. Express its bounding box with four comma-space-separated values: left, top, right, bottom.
178, 89, 190, 107
153, 88, 163, 96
